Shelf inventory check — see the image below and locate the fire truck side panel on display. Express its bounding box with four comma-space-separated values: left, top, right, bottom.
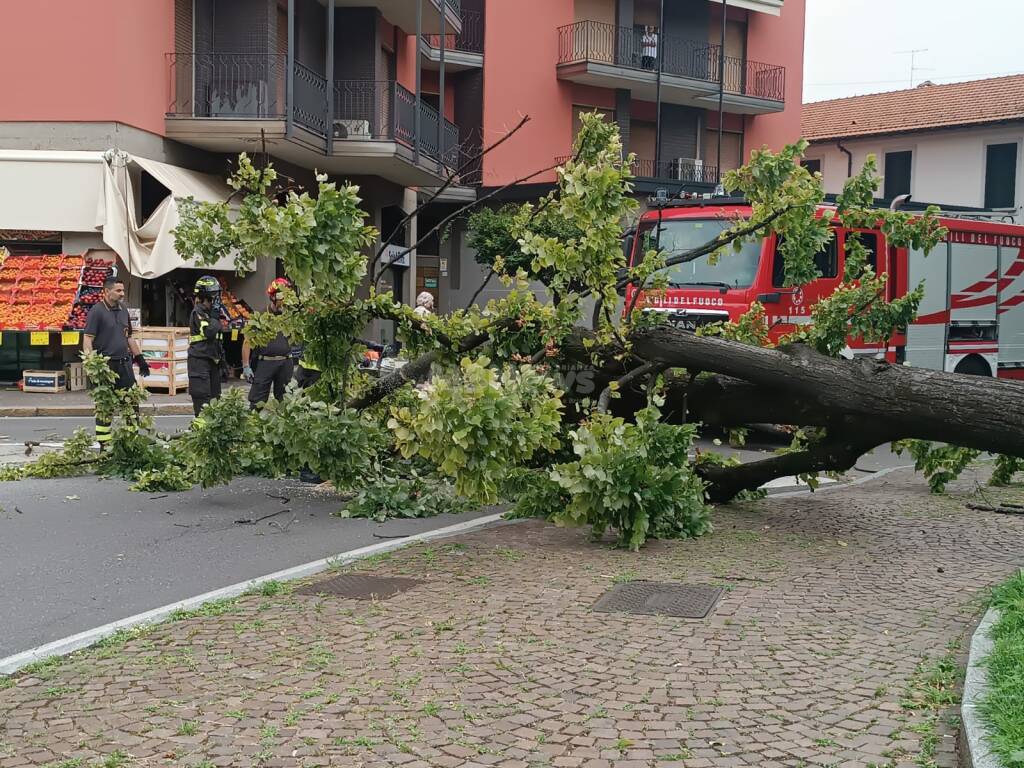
998, 244, 1024, 374
949, 242, 999, 324
906, 243, 949, 371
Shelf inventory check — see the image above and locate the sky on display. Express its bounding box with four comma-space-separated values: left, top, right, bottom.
803, 0, 1024, 103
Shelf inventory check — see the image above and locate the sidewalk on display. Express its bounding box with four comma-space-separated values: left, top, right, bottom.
0, 382, 246, 417
1, 467, 1022, 767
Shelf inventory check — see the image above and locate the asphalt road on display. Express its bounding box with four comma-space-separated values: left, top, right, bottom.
0, 469, 492, 659
0, 417, 910, 661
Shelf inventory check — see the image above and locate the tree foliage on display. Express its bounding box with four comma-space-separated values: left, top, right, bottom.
4, 114, 1021, 547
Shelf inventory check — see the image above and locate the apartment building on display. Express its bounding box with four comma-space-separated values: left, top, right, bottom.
0, 0, 804, 336
446, 0, 805, 309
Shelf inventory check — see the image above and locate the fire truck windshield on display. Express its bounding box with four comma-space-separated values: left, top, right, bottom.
639, 219, 762, 289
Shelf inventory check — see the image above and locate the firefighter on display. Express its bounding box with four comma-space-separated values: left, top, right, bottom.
187, 275, 228, 417
82, 275, 150, 447
242, 278, 294, 408
294, 354, 321, 389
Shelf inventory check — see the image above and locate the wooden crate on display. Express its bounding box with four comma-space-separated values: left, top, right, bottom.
23, 369, 66, 393
138, 327, 189, 359
138, 364, 189, 394
64, 362, 86, 391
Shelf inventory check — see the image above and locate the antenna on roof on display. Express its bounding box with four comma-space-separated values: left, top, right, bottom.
896, 48, 930, 88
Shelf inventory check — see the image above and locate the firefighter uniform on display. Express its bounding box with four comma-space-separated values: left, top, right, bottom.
248, 330, 294, 406
294, 357, 321, 389
188, 299, 225, 417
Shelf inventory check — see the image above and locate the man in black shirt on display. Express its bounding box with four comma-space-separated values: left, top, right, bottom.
83, 276, 149, 447
242, 278, 294, 409
188, 275, 228, 417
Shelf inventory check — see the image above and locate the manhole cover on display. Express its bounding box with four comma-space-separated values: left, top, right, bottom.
593, 582, 723, 618
294, 574, 421, 600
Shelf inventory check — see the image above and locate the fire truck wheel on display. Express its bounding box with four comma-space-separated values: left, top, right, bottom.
953, 355, 992, 377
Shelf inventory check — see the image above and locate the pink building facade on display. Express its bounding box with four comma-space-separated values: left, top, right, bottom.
0, 0, 804, 319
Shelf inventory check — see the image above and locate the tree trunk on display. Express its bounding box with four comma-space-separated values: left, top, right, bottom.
630, 325, 1024, 458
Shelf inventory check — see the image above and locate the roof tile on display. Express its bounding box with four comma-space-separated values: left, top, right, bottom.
802, 74, 1024, 141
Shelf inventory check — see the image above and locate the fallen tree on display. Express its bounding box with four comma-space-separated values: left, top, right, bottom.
8, 115, 1022, 549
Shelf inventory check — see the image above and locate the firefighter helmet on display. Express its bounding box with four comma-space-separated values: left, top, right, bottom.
267, 277, 293, 299
194, 275, 221, 301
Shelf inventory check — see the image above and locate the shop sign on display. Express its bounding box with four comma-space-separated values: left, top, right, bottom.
61, 331, 80, 346
128, 308, 141, 330
383, 244, 410, 268
30, 331, 49, 346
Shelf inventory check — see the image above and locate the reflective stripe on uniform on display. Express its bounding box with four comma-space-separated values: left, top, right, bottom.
299, 359, 320, 372
95, 424, 112, 443
190, 319, 209, 343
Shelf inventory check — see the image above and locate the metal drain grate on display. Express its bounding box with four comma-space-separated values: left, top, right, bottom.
593, 581, 723, 618
294, 574, 421, 600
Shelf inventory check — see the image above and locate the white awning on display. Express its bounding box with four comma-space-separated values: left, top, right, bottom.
0, 149, 242, 279
709, 0, 783, 15
101, 153, 239, 278
0, 150, 106, 232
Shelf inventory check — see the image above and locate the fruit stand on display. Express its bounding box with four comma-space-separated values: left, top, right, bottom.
0, 249, 115, 388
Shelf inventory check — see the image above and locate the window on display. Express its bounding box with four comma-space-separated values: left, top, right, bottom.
801, 159, 821, 175
773, 235, 839, 287
985, 142, 1018, 209
884, 151, 913, 200
640, 219, 763, 289
846, 231, 879, 272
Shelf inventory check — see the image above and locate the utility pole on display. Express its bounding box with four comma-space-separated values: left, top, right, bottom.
438, 0, 446, 171
653, 0, 665, 176
415, 0, 422, 163
716, 0, 726, 185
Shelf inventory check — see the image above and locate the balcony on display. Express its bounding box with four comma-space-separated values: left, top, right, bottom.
421, 8, 484, 71
334, 0, 461, 35
556, 20, 785, 114
332, 80, 460, 179
631, 158, 720, 185
165, 53, 461, 187
558, 154, 720, 187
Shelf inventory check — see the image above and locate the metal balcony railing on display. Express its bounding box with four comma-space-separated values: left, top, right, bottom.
555, 155, 720, 184
167, 52, 287, 118
293, 60, 328, 136
166, 54, 460, 170
631, 158, 720, 184
423, 8, 484, 54
333, 80, 460, 166
556, 20, 786, 102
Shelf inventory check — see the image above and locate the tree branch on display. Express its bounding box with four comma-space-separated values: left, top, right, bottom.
372, 159, 567, 291
597, 361, 669, 414
369, 115, 532, 284
696, 425, 893, 503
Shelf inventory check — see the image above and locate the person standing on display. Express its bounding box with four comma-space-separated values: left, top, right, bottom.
641, 25, 658, 70
413, 291, 435, 318
242, 278, 294, 409
187, 275, 228, 417
82, 276, 149, 447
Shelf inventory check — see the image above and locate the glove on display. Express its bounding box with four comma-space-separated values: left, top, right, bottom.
133, 354, 151, 377
243, 365, 254, 383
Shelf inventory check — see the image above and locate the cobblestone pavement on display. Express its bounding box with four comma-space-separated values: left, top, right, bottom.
2, 467, 1023, 768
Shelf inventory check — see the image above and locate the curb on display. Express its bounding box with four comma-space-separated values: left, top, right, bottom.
0, 404, 194, 417
960, 607, 1001, 768
0, 511, 510, 676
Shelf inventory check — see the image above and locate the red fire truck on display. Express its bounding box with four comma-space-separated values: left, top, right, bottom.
626, 197, 1024, 379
